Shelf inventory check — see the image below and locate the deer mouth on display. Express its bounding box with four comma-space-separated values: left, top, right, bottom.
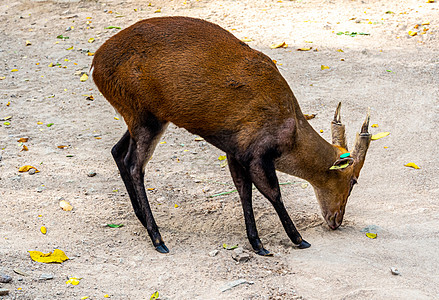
325, 212, 343, 230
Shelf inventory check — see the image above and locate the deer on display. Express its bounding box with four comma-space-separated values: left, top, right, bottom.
91, 16, 372, 256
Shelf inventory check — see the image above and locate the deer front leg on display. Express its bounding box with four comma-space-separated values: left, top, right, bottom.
249, 157, 311, 250
227, 154, 271, 256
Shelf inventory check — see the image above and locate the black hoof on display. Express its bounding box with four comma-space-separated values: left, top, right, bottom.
255, 248, 273, 256
297, 240, 311, 249
155, 243, 169, 253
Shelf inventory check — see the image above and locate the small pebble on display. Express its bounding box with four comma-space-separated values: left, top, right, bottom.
0, 288, 9, 296
390, 267, 400, 276
28, 168, 36, 175
39, 273, 54, 280
209, 250, 219, 257
0, 274, 12, 283
231, 247, 251, 263
87, 171, 97, 177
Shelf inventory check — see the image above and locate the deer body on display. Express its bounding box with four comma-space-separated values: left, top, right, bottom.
92, 16, 371, 255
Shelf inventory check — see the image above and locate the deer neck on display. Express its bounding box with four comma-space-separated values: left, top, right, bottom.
275, 117, 339, 187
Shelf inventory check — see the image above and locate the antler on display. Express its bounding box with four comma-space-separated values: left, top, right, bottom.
352, 108, 371, 177
331, 102, 348, 150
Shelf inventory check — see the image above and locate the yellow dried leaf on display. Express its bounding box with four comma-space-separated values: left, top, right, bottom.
57, 145, 68, 149
28, 249, 69, 263
426, 0, 435, 3
174, 204, 179, 208
60, 200, 73, 211
154, 9, 161, 13
87, 52, 95, 56
241, 38, 253, 42
194, 137, 204, 141
366, 232, 377, 239
11, 69, 18, 72
321, 65, 330, 70
66, 277, 80, 285
40, 226, 47, 234
0, 76, 5, 80
26, 40, 32, 46
371, 132, 390, 140
408, 31, 417, 36
404, 162, 420, 169
297, 47, 312, 51
422, 21, 430, 25
18, 165, 40, 173
270, 42, 287, 49
21, 145, 29, 151
337, 49, 344, 52
17, 137, 29, 142
80, 73, 89, 82
304, 113, 316, 120
88, 38, 95, 43
371, 124, 379, 128
218, 155, 227, 161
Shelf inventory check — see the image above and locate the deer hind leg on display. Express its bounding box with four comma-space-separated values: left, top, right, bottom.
248, 156, 311, 250
227, 154, 272, 256
112, 113, 169, 253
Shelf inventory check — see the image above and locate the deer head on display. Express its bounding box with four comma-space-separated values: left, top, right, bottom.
314, 103, 371, 229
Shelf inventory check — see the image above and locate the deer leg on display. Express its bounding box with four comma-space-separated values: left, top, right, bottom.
112, 130, 148, 227
227, 154, 271, 256
115, 115, 169, 253
249, 157, 311, 250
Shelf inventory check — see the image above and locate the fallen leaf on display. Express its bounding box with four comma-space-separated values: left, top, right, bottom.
56, 35, 69, 40
366, 232, 377, 239
304, 113, 316, 120
1, 115, 12, 121
105, 26, 121, 29
223, 243, 238, 250
66, 277, 80, 285
218, 155, 227, 161
46, 123, 54, 127
297, 47, 312, 51
60, 200, 73, 211
0, 76, 5, 80
11, 69, 18, 72
371, 132, 390, 140
154, 9, 161, 13
80, 73, 89, 82
21, 145, 29, 151
81, 297, 89, 300
40, 226, 47, 234
194, 137, 204, 141
404, 162, 420, 169
241, 38, 253, 42
270, 41, 287, 49
321, 65, 330, 70
4, 121, 11, 126
422, 21, 430, 25
337, 49, 344, 52
25, 40, 32, 46
426, 0, 435, 3
104, 295, 110, 298
107, 224, 124, 228
17, 137, 29, 142
150, 291, 159, 300
66, 46, 74, 50
371, 124, 379, 128
174, 204, 179, 208
88, 38, 95, 43
28, 249, 69, 263
19, 165, 40, 173
408, 31, 417, 36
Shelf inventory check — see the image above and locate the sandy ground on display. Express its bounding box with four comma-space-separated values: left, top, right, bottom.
0, 0, 438, 299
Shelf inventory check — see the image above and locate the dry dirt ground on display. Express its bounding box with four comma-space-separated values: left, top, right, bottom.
1, 0, 438, 299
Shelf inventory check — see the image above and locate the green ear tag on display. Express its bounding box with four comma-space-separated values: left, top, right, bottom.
330, 162, 350, 170
340, 152, 351, 159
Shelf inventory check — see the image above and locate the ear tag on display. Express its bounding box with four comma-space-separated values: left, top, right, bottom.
329, 162, 350, 170
340, 152, 351, 159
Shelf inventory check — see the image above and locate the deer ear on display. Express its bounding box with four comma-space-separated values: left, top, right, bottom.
329, 156, 354, 170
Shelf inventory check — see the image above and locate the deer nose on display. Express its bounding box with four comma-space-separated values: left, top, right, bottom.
325, 212, 342, 230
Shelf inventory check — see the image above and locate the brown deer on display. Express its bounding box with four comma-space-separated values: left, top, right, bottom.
92, 16, 371, 255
